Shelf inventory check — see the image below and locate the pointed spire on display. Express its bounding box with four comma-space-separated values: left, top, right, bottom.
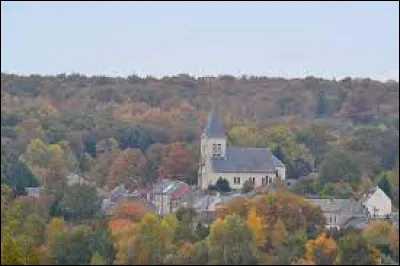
204, 105, 225, 138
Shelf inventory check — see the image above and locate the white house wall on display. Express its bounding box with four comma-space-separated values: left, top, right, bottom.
206, 172, 278, 190
363, 189, 392, 217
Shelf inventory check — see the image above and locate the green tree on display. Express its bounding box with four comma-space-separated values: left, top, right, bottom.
90, 227, 116, 265
216, 177, 231, 192
174, 221, 199, 244
59, 183, 101, 222
320, 149, 361, 188
91, 252, 106, 265
388, 157, 399, 208
378, 174, 393, 201
2, 160, 39, 195
20, 138, 48, 168
43, 156, 68, 196
242, 179, 254, 193
296, 124, 334, 167
284, 230, 307, 264
227, 125, 260, 147
1, 232, 23, 265
208, 214, 257, 265
50, 225, 93, 265
128, 213, 177, 265
176, 207, 197, 223
338, 232, 381, 265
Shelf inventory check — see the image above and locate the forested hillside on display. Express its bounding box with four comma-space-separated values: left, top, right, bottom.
1, 73, 399, 265
1, 73, 398, 191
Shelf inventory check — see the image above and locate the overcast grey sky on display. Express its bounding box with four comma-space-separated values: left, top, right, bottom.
1, 1, 399, 80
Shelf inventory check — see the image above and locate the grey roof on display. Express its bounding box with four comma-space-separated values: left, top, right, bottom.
343, 216, 370, 229
212, 147, 284, 173
203, 110, 225, 138
150, 179, 176, 194
308, 198, 354, 213
150, 180, 187, 195
193, 195, 220, 211
193, 193, 246, 212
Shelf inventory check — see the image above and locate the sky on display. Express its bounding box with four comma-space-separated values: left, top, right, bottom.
1, 1, 399, 81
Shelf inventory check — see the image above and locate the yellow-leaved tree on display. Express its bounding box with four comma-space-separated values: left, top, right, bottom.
246, 207, 266, 248
292, 232, 340, 265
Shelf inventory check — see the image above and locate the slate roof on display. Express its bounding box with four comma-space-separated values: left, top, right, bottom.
193, 193, 246, 212
151, 180, 192, 200
203, 109, 225, 138
308, 198, 354, 213
211, 147, 284, 173
343, 216, 370, 229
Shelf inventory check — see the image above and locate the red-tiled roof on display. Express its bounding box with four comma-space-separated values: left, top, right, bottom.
170, 183, 191, 200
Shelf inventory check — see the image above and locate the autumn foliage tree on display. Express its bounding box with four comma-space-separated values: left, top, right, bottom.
112, 200, 148, 222
108, 218, 136, 264
362, 220, 399, 259
208, 214, 257, 265
128, 213, 178, 265
246, 207, 266, 248
338, 232, 381, 265
158, 142, 196, 184
293, 232, 340, 265
108, 148, 147, 190
88, 138, 121, 188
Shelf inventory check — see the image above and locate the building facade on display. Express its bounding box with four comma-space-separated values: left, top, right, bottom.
361, 186, 392, 218
309, 198, 368, 229
198, 109, 286, 190
147, 179, 192, 216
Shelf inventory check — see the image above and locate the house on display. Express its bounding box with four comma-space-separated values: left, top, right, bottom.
147, 179, 192, 216
361, 186, 392, 218
101, 184, 129, 215
25, 187, 43, 198
308, 198, 368, 229
193, 192, 246, 225
198, 108, 286, 190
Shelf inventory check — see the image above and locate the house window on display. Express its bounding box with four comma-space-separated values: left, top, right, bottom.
262, 178, 266, 185
252, 177, 255, 185
268, 177, 272, 184
334, 216, 336, 224
329, 216, 332, 223
217, 144, 221, 153
234, 177, 241, 184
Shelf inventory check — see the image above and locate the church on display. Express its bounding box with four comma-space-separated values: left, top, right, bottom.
198, 110, 286, 190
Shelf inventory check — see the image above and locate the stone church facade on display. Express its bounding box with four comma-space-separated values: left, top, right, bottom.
198, 110, 286, 190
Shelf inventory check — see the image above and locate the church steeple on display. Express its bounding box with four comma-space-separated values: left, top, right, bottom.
203, 106, 225, 139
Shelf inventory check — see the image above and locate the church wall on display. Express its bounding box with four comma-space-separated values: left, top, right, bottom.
276, 166, 286, 181
201, 136, 227, 160
206, 172, 278, 190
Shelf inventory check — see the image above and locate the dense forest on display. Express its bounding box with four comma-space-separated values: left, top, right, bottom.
1, 73, 399, 265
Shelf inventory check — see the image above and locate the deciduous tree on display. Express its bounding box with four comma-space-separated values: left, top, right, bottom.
108, 148, 147, 190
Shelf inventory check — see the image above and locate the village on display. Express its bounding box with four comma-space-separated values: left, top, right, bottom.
25, 110, 399, 232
